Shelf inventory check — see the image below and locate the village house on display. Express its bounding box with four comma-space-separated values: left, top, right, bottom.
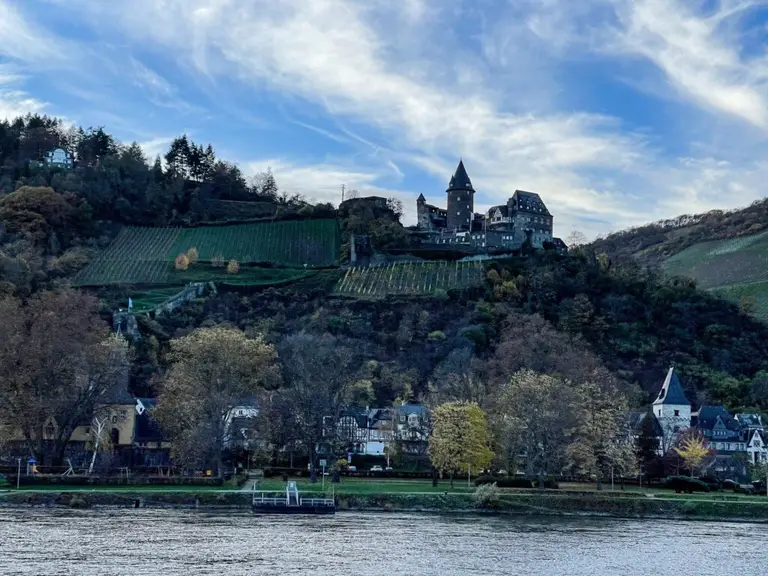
643, 366, 768, 478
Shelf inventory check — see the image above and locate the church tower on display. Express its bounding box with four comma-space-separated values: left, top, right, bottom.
652, 366, 691, 450
446, 159, 474, 231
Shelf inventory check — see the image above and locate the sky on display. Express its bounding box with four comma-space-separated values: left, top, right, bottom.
2, 0, 768, 238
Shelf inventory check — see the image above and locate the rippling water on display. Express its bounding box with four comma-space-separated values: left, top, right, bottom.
0, 508, 763, 575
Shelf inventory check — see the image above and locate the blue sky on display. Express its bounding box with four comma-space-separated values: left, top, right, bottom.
2, 0, 768, 238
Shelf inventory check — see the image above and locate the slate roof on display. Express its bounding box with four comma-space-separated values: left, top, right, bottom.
628, 411, 663, 436
489, 205, 509, 218
397, 400, 428, 417
447, 160, 474, 193
417, 193, 426, 202
512, 190, 550, 215
696, 405, 739, 431
653, 367, 689, 406
551, 238, 567, 249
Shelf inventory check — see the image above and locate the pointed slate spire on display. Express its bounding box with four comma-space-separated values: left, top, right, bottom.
446, 159, 474, 193
417, 193, 426, 203
653, 367, 689, 406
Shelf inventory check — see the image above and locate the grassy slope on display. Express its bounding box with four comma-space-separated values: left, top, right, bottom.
663, 230, 768, 320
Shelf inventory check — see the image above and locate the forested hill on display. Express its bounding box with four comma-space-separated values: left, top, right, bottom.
589, 198, 768, 265
588, 199, 768, 322
2, 114, 768, 415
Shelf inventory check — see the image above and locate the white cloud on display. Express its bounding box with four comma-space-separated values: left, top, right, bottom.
0, 0, 67, 63
0, 65, 47, 119
609, 0, 768, 128
138, 136, 174, 161
9, 0, 768, 239
243, 158, 420, 222
130, 58, 175, 99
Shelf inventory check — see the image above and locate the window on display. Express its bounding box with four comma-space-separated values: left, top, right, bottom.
674, 410, 680, 417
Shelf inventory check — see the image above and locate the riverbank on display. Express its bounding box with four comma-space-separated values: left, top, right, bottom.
3, 488, 768, 522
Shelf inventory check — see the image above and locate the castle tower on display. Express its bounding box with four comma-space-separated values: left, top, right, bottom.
416, 193, 427, 229
652, 366, 691, 450
446, 159, 474, 231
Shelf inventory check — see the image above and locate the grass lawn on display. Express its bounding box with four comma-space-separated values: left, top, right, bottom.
254, 476, 476, 494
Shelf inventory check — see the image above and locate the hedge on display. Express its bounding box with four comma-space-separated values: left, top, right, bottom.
663, 476, 711, 493
16, 475, 226, 487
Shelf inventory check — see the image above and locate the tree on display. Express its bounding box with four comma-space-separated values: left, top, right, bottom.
277, 332, 359, 481
673, 431, 713, 477
566, 230, 588, 248
87, 409, 115, 475
428, 401, 493, 487
426, 346, 486, 406
749, 462, 768, 497
635, 410, 662, 479
0, 290, 130, 465
490, 370, 581, 483
154, 326, 278, 478
567, 377, 633, 490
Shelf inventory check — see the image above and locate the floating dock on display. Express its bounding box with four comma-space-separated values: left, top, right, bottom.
251, 481, 336, 515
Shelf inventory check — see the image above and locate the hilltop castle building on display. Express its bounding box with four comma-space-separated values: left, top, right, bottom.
416, 160, 557, 250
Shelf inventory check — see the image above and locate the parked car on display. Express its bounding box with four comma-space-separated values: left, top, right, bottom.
347, 466, 357, 472
370, 465, 383, 472
385, 466, 394, 472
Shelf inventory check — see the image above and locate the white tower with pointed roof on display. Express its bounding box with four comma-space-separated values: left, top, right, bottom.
653, 366, 691, 451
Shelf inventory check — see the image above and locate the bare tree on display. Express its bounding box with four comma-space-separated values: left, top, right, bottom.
426, 346, 487, 407
87, 409, 114, 475
277, 332, 358, 481
0, 290, 130, 466
490, 370, 582, 483
566, 230, 588, 248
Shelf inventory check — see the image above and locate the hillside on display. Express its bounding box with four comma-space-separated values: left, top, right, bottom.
3, 114, 768, 417
590, 199, 768, 320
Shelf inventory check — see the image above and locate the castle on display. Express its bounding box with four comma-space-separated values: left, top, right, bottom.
416, 160, 558, 251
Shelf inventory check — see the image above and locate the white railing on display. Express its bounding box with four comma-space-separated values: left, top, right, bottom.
251, 487, 335, 508
300, 497, 335, 507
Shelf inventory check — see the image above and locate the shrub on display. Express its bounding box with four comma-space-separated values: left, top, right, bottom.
433, 289, 449, 301
49, 247, 90, 275
427, 330, 446, 342
174, 253, 189, 271
186, 247, 199, 264
227, 259, 240, 274
473, 482, 500, 509
534, 477, 559, 489
664, 476, 711, 493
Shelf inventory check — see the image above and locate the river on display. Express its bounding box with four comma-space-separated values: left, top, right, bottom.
0, 509, 763, 575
